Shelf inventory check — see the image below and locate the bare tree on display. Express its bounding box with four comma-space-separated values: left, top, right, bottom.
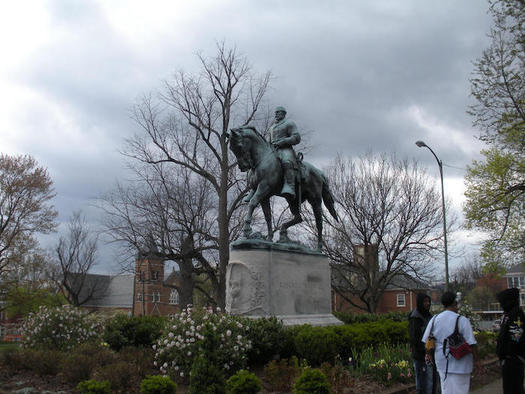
55, 211, 104, 306
321, 154, 446, 313
0, 153, 57, 274
450, 255, 484, 294
121, 43, 271, 308
101, 163, 221, 308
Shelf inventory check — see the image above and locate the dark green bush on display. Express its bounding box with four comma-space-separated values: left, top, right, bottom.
77, 379, 112, 394
293, 368, 331, 394
284, 321, 409, 365
61, 342, 116, 384
8, 348, 64, 375
263, 357, 302, 392
118, 346, 157, 378
189, 354, 226, 394
93, 360, 141, 392
333, 311, 407, 324
245, 317, 287, 365
294, 326, 342, 366
103, 314, 166, 351
140, 375, 178, 394
226, 369, 262, 394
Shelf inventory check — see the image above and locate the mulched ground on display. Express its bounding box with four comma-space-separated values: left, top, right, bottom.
0, 359, 501, 394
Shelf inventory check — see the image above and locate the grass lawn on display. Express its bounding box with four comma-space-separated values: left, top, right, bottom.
0, 342, 20, 355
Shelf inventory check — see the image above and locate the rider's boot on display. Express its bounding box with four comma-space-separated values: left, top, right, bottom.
281, 163, 296, 199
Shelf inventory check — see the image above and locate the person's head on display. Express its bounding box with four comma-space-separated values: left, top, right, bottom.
441, 291, 457, 310
275, 106, 287, 122
497, 288, 520, 313
416, 293, 431, 315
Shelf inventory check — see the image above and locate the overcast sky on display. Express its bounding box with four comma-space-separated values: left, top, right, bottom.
0, 0, 493, 275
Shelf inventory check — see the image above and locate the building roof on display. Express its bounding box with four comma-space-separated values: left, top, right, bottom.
506, 264, 525, 275
385, 272, 431, 290
68, 273, 134, 308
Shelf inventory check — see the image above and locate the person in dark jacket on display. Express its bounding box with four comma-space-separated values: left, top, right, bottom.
409, 293, 435, 394
497, 288, 525, 394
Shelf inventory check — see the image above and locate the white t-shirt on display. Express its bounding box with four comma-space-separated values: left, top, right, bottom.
421, 310, 477, 375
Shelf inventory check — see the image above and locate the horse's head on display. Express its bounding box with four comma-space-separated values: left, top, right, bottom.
229, 127, 251, 172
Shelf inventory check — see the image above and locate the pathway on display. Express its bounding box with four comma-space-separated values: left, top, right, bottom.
471, 378, 502, 394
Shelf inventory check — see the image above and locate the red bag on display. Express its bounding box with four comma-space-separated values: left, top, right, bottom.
445, 315, 471, 359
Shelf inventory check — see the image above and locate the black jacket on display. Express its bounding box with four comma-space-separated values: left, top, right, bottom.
497, 288, 525, 360
409, 294, 432, 361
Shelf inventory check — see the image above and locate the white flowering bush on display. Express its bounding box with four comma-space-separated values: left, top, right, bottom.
458, 301, 481, 331
22, 304, 102, 350
154, 306, 251, 381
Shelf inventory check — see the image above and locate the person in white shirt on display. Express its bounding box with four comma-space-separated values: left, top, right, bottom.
422, 291, 481, 394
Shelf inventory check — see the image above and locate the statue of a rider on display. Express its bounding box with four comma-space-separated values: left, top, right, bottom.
270, 106, 301, 199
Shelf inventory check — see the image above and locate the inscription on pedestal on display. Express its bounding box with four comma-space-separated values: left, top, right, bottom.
226, 248, 342, 326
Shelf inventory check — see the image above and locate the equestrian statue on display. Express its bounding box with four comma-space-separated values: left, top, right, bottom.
229, 106, 338, 251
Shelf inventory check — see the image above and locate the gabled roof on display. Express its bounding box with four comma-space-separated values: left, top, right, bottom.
385, 272, 430, 290
506, 264, 525, 275
67, 273, 134, 308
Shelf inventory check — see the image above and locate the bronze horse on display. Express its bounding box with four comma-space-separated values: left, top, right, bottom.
229, 126, 338, 250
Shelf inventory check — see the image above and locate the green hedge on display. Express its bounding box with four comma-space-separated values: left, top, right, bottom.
333, 311, 408, 324
283, 321, 409, 366
103, 314, 167, 351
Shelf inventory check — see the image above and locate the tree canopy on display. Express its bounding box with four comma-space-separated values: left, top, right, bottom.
465, 0, 524, 263
0, 153, 57, 274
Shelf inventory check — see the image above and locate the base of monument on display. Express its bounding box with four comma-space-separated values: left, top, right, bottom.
226, 244, 343, 326
276, 314, 343, 326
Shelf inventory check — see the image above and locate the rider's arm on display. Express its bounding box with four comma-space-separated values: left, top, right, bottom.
277, 121, 301, 147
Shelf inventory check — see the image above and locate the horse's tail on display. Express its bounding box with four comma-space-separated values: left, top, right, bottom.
322, 176, 339, 222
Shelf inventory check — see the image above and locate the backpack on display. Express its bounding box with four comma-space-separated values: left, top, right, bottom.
443, 315, 471, 379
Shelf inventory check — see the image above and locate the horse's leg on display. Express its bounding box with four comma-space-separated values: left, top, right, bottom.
279, 197, 303, 242
260, 198, 273, 241
244, 181, 271, 238
311, 199, 324, 251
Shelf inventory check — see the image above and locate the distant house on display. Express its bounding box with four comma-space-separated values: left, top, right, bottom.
65, 273, 134, 315
332, 271, 431, 314
504, 264, 525, 306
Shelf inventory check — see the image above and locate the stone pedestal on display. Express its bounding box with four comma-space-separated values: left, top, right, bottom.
226, 243, 342, 326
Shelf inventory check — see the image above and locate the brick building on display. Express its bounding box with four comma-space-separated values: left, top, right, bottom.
332, 272, 431, 314
331, 244, 431, 314
132, 251, 181, 316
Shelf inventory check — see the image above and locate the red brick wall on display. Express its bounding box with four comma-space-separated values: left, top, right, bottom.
332, 289, 423, 314
133, 257, 181, 316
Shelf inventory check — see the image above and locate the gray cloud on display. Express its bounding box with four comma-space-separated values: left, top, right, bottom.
1, 0, 493, 273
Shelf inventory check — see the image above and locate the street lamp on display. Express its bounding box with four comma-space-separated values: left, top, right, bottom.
415, 140, 450, 291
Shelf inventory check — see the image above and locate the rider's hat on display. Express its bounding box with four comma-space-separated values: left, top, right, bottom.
275, 106, 287, 114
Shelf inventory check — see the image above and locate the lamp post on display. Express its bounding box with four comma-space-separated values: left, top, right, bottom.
415, 140, 450, 291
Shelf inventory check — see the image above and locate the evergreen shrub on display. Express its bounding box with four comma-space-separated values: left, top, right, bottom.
263, 357, 303, 392
103, 314, 166, 351
244, 316, 286, 365
77, 379, 112, 394
189, 354, 226, 394
293, 368, 331, 394
140, 375, 178, 394
226, 369, 262, 394
287, 321, 409, 365
333, 311, 407, 324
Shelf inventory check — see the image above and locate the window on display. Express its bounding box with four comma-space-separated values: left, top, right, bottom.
137, 292, 142, 301
507, 276, 525, 289
151, 271, 159, 281
152, 292, 161, 303
137, 271, 145, 282
520, 293, 525, 307
169, 289, 179, 305
397, 294, 406, 307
